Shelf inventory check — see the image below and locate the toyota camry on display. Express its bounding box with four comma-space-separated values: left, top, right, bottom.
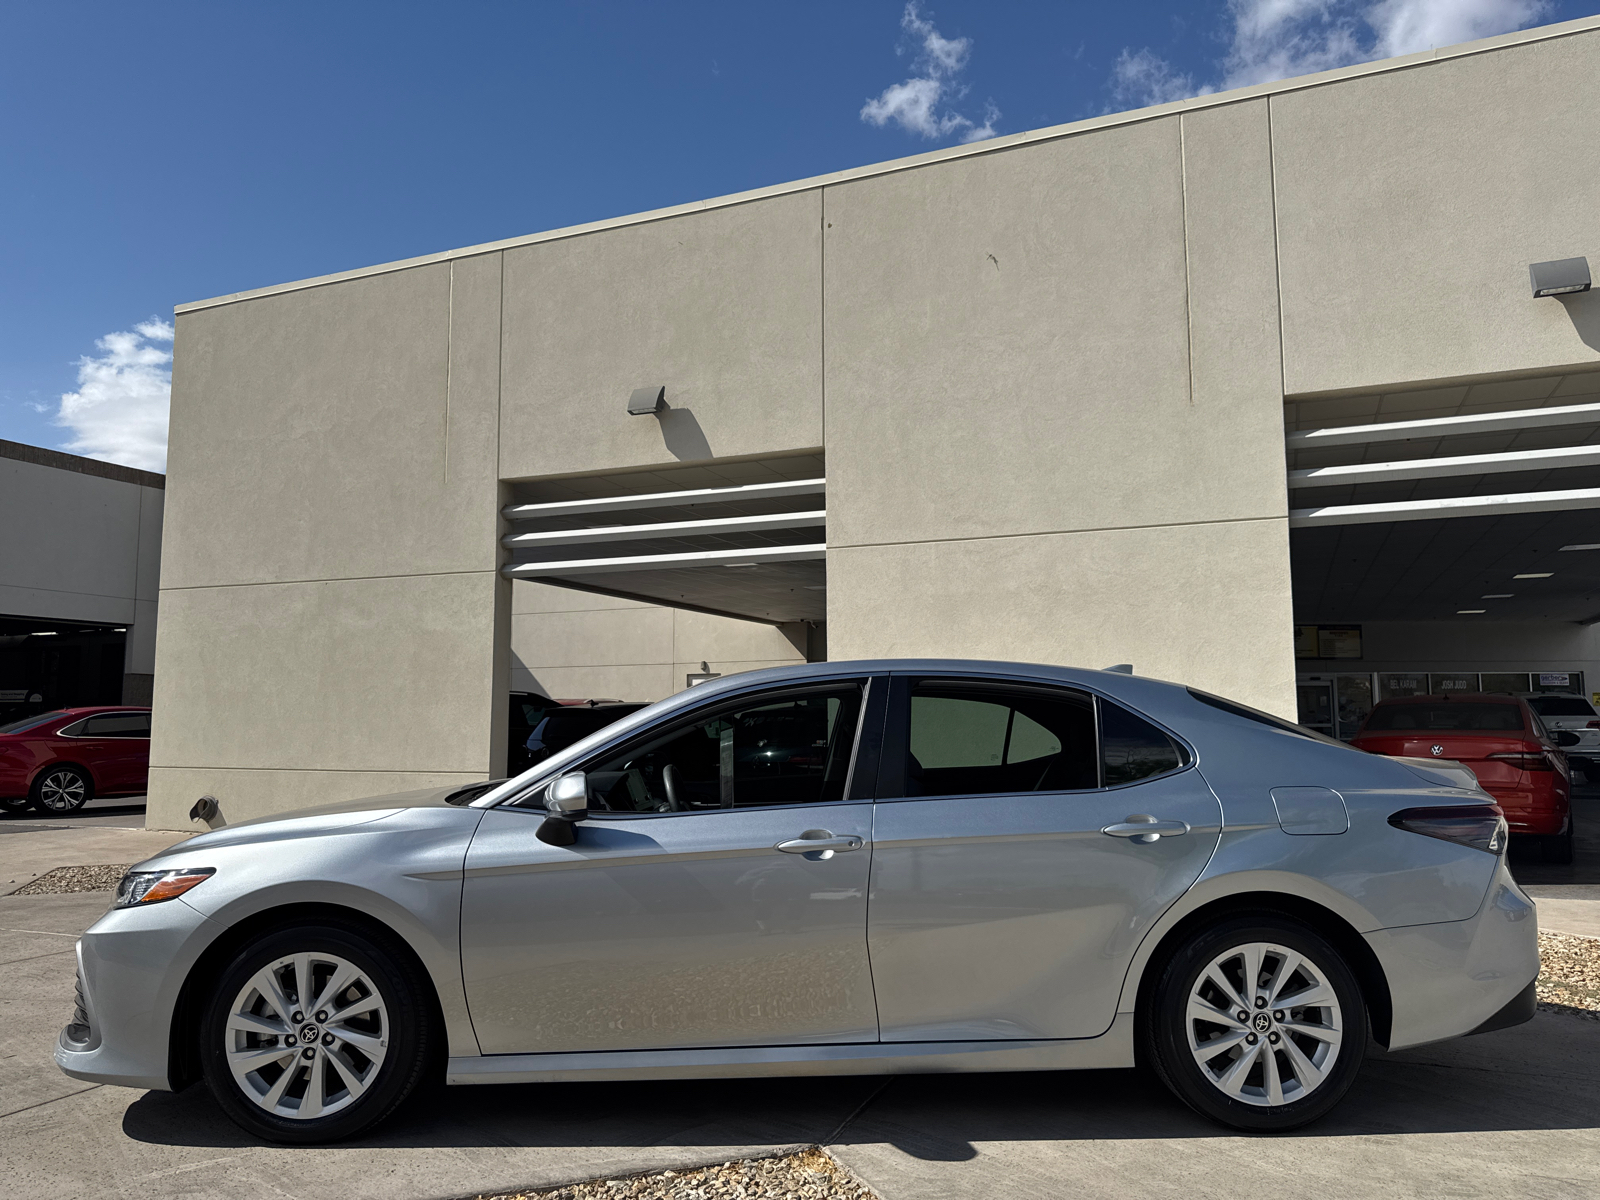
56, 661, 1537, 1143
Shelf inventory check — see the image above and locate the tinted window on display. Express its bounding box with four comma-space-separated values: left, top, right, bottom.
1101, 702, 1186, 785
581, 687, 863, 813
905, 685, 1096, 797
1188, 689, 1348, 748
80, 713, 150, 738
0, 711, 66, 735
1528, 697, 1597, 717
1363, 703, 1525, 732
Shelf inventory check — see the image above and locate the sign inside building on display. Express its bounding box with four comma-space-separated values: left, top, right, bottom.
1294, 625, 1363, 660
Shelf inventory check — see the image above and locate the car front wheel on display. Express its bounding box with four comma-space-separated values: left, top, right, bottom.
199, 922, 435, 1144
29, 766, 92, 814
1144, 916, 1367, 1132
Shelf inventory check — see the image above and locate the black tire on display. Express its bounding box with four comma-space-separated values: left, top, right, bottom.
1542, 817, 1575, 864
0, 795, 31, 813
29, 765, 92, 815
1143, 916, 1368, 1132
199, 921, 435, 1144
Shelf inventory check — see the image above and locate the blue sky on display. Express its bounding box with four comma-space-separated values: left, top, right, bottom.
1, 0, 1589, 468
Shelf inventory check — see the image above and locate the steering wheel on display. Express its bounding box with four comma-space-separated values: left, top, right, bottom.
662, 763, 684, 812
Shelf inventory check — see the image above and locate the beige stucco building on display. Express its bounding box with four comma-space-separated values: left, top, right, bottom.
148, 18, 1600, 829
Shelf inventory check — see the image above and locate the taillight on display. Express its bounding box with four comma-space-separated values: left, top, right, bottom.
1486, 750, 1552, 772
1588, 721, 1600, 730
1389, 804, 1507, 855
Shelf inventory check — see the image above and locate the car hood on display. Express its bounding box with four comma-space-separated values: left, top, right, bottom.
162, 783, 477, 855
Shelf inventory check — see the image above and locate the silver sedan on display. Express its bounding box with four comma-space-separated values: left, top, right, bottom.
56, 661, 1538, 1143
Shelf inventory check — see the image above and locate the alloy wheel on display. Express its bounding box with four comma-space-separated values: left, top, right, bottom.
224, 951, 389, 1120
1185, 940, 1343, 1107
36, 769, 87, 812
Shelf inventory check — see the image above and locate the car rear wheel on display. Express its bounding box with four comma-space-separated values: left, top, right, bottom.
199, 922, 435, 1144
1542, 816, 1575, 864
29, 766, 92, 814
1144, 917, 1368, 1132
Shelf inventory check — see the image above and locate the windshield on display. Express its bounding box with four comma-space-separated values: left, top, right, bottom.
0, 711, 66, 735
1364, 703, 1525, 732
1528, 697, 1597, 718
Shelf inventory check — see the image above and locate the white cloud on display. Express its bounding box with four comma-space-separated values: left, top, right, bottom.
861, 3, 1001, 144
1109, 47, 1206, 109
55, 319, 172, 473
1367, 0, 1551, 58
1110, 0, 1550, 109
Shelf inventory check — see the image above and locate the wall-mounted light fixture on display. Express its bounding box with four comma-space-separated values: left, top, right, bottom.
627, 386, 666, 416
686, 661, 721, 687
1530, 257, 1591, 298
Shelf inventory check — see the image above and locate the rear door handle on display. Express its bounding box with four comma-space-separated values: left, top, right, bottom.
1102, 815, 1191, 843
775, 830, 864, 859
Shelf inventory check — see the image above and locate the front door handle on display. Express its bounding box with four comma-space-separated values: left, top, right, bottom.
1102, 815, 1191, 844
775, 829, 864, 859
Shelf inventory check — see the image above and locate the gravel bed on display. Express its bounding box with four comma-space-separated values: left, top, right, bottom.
1538, 930, 1600, 1021
10, 863, 129, 896
469, 1148, 876, 1200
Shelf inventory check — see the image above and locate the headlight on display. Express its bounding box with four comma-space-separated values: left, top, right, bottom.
113, 867, 215, 908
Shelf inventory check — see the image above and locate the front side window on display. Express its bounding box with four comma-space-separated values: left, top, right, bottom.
578, 685, 865, 814
904, 685, 1096, 797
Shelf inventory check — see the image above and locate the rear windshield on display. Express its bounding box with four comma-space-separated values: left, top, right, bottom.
1527, 697, 1597, 718
1364, 703, 1525, 732
0, 711, 66, 735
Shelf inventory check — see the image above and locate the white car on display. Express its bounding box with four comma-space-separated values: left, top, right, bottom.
1523, 693, 1600, 779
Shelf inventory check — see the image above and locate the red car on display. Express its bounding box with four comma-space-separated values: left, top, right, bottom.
0, 707, 151, 815
1351, 693, 1574, 863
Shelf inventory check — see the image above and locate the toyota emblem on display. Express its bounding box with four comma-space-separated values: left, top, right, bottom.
1431, 744, 1445, 757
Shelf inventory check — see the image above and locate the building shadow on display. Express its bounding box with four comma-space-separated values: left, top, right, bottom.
121, 1013, 1600, 1156
1560, 291, 1600, 354
657, 407, 713, 463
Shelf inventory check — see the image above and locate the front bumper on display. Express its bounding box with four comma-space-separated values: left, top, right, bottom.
53, 896, 217, 1091
1364, 854, 1540, 1051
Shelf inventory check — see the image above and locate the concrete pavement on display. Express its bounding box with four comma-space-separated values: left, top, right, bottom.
0, 799, 187, 895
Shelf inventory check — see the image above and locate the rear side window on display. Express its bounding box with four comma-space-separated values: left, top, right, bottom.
79, 713, 150, 738
1528, 697, 1597, 717
1101, 701, 1187, 785
905, 685, 1097, 797
1363, 703, 1524, 732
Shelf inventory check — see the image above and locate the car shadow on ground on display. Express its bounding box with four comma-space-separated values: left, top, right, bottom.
120, 1014, 1600, 1159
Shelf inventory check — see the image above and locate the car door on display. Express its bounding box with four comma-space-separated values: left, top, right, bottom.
460, 676, 885, 1055
866, 675, 1222, 1042
78, 712, 149, 793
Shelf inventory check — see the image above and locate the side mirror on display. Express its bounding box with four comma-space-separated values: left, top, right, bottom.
537, 772, 588, 846
1553, 730, 1581, 748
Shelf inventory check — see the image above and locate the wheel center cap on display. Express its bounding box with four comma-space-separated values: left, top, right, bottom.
1252, 1013, 1272, 1033
299, 1023, 320, 1041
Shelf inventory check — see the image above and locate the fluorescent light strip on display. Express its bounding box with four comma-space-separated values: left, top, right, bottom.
1561, 543, 1600, 551
1288, 442, 1600, 488
1481, 593, 1514, 598
1289, 487, 1600, 527
501, 543, 827, 579
503, 479, 825, 521
1513, 573, 1553, 579
1286, 401, 1600, 449
1457, 609, 1487, 614
502, 510, 825, 549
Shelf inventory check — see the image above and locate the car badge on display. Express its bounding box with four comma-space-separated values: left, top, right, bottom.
1431, 745, 1445, 757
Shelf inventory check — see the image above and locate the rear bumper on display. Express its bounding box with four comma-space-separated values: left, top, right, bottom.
1364, 855, 1540, 1051
1468, 979, 1537, 1036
